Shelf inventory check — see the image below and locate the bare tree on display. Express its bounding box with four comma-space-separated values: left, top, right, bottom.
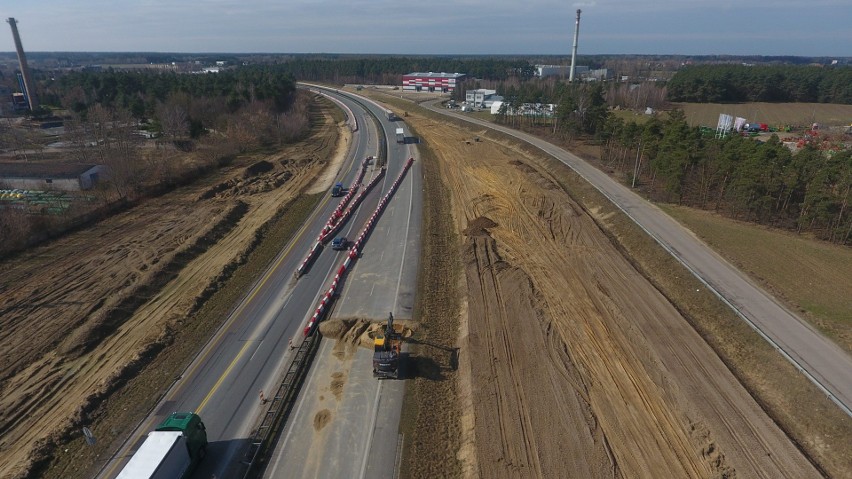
156, 101, 189, 140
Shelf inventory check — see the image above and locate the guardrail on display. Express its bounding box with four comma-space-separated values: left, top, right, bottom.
240, 333, 320, 478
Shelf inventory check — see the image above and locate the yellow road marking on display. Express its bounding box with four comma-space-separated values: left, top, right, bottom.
196, 339, 254, 413
193, 195, 329, 413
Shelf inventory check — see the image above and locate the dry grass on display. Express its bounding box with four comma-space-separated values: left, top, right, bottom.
660, 204, 852, 355
673, 102, 852, 129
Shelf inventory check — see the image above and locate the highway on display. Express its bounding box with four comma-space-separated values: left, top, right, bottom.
422, 99, 852, 417
261, 87, 420, 479
100, 88, 421, 478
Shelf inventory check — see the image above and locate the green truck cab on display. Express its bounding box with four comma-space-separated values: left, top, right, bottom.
117, 412, 207, 479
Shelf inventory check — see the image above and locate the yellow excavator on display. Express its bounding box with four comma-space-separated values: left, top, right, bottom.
373, 313, 402, 379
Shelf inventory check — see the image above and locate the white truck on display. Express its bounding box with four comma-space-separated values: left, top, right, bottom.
117, 412, 207, 479
385, 109, 395, 121
395, 127, 405, 144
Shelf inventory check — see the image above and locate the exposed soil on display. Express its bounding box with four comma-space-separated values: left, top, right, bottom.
313, 409, 332, 431
0, 98, 349, 478
400, 106, 822, 478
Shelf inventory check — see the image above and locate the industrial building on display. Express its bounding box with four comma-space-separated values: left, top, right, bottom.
465, 89, 503, 108
0, 163, 106, 191
402, 72, 465, 93
535, 64, 588, 78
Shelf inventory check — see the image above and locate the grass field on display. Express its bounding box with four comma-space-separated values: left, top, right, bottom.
673, 102, 852, 129
660, 204, 852, 355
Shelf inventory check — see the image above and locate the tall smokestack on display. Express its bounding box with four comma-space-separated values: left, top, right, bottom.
7, 17, 38, 110
569, 9, 581, 82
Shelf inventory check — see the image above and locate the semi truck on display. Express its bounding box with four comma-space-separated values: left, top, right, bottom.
373, 313, 402, 379
116, 412, 208, 479
385, 109, 395, 121
395, 128, 405, 144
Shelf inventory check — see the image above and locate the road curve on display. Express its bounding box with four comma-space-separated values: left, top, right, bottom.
422, 99, 852, 417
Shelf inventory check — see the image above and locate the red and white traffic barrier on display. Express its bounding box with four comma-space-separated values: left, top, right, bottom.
303, 158, 415, 337
319, 167, 386, 244
294, 158, 372, 278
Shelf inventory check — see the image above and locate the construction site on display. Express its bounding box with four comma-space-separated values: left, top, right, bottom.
0, 87, 849, 478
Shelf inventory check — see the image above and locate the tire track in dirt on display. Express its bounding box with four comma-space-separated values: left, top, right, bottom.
465, 232, 617, 478
409, 109, 822, 479
0, 100, 346, 478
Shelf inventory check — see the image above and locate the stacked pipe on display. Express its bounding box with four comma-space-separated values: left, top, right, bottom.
294, 158, 371, 278
303, 157, 415, 337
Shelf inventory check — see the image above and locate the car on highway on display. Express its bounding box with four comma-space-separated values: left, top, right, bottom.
331, 237, 349, 250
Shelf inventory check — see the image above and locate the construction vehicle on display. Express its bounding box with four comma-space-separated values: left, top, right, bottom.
395, 128, 405, 144
373, 313, 402, 379
331, 182, 344, 197
117, 412, 208, 479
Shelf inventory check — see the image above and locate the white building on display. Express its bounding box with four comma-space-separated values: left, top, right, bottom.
465, 89, 503, 108
535, 64, 589, 78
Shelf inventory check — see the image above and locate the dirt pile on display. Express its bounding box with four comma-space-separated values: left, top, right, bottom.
401, 108, 820, 478
319, 317, 416, 352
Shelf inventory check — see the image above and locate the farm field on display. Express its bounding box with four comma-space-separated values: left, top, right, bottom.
660, 204, 852, 354
674, 102, 852, 129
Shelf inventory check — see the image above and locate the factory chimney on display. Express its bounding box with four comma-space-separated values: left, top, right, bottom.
568, 9, 581, 82
7, 17, 38, 111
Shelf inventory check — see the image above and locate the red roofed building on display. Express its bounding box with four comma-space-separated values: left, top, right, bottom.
402, 72, 465, 93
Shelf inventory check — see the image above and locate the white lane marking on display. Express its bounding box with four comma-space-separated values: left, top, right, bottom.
391, 167, 414, 315
358, 380, 384, 479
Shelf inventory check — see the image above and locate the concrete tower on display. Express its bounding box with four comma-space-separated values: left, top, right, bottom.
568, 9, 581, 82
7, 17, 38, 110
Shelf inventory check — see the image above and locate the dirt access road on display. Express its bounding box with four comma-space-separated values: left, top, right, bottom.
400, 108, 821, 478
0, 97, 348, 478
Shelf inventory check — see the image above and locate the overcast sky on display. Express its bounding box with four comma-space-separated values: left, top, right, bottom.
4, 0, 850, 57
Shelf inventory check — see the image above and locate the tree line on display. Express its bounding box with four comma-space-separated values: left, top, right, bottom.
600, 112, 851, 244
265, 56, 536, 85
667, 65, 852, 103
40, 65, 298, 119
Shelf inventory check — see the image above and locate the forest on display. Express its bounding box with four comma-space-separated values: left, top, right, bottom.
1, 66, 312, 256
266, 56, 536, 84
667, 65, 852, 104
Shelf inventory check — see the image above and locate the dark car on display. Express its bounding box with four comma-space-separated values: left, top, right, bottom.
331, 237, 348, 250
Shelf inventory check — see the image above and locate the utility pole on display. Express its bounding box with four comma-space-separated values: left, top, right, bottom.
632, 139, 643, 188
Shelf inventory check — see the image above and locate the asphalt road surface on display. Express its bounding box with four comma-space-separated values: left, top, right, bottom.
423, 99, 852, 417
99, 88, 416, 478
262, 87, 420, 479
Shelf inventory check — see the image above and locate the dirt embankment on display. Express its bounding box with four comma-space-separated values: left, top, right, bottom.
0, 97, 349, 478
399, 107, 821, 479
